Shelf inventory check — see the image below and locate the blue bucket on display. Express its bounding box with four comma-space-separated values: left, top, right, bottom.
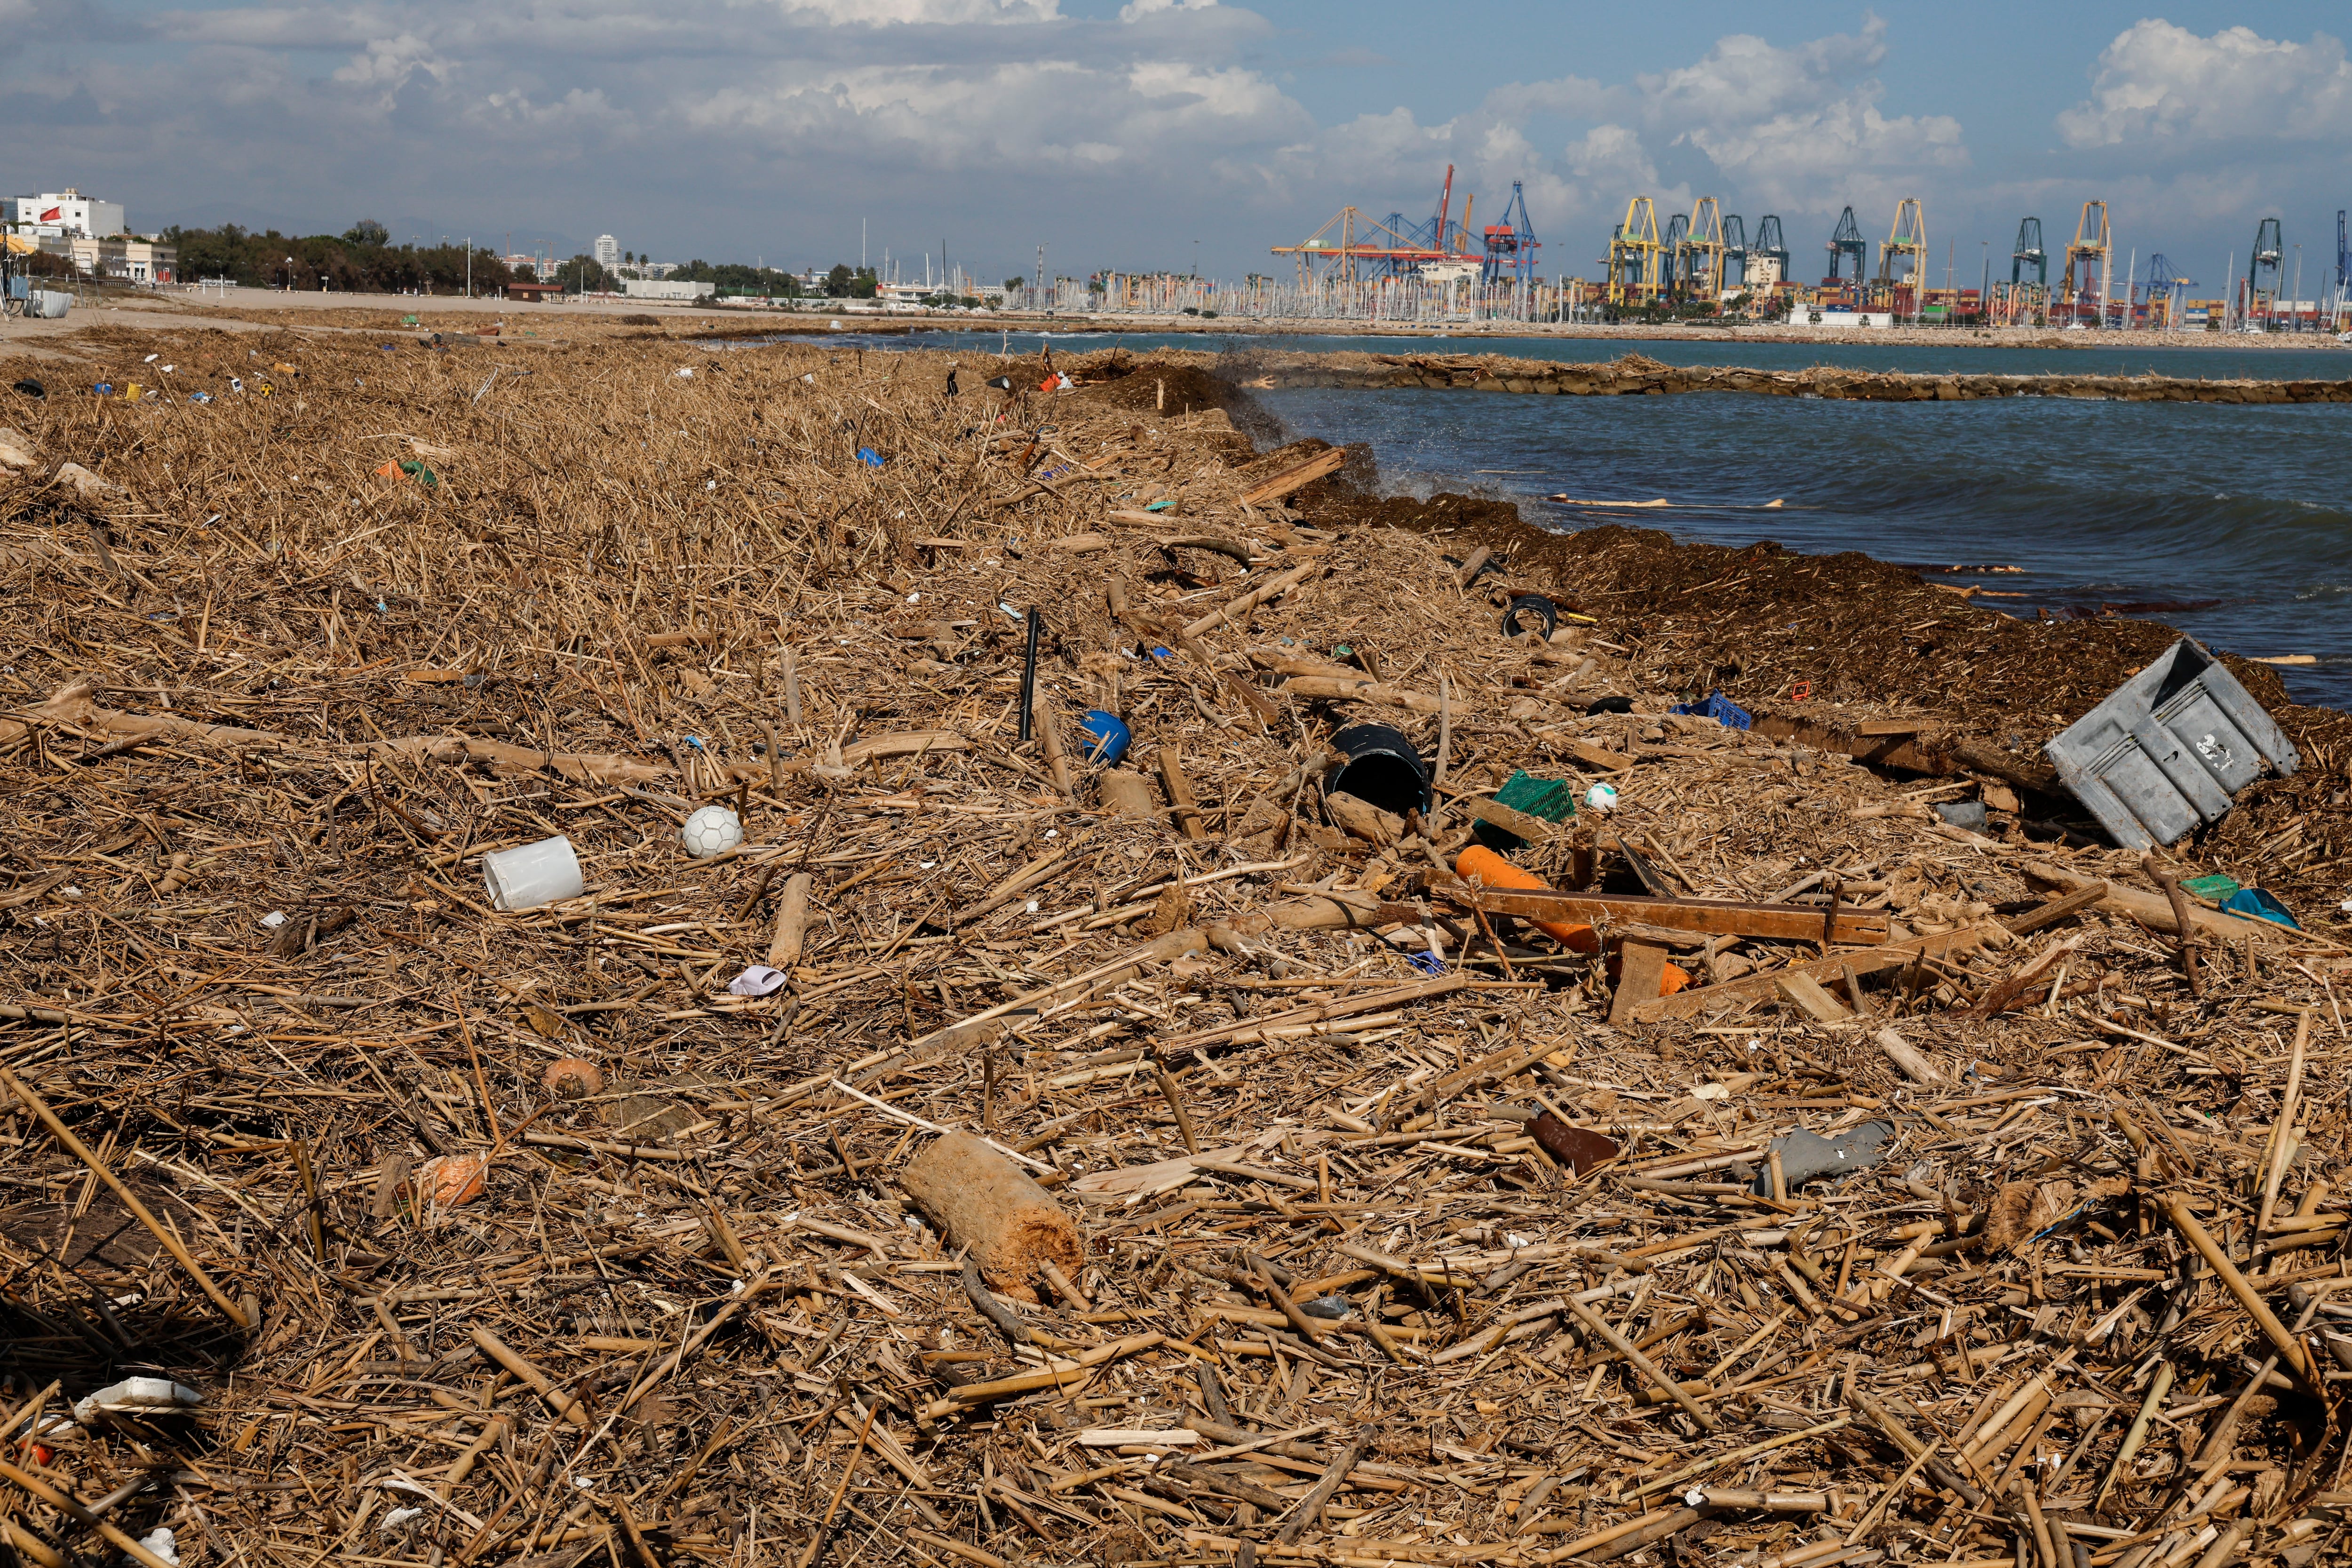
1077, 709, 1131, 767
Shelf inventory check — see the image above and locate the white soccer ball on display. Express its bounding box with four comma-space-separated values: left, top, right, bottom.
681, 805, 743, 859
1584, 782, 1620, 813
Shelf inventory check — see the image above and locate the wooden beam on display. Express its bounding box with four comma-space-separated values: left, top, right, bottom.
1277, 676, 1441, 715
1611, 939, 1672, 1025
1775, 972, 1853, 1024
1626, 925, 1990, 1024
1749, 715, 2062, 796
2001, 881, 2106, 937
1439, 884, 1890, 946
1454, 796, 1562, 844
1240, 447, 1345, 506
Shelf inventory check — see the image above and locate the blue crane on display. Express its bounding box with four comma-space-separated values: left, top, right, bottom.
2011, 218, 2045, 286
1825, 207, 1866, 281
1479, 181, 1541, 288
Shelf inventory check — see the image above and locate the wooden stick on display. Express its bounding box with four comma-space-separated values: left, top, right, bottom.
1153, 1054, 1201, 1154
1534, 1505, 1708, 1562
1564, 1294, 1720, 1431
1, 1068, 251, 1328
1158, 745, 1206, 839
2143, 855, 2203, 1001
0, 1458, 177, 1568
1034, 696, 1075, 799
766, 872, 813, 969
1271, 1432, 1368, 1544
2159, 1198, 2314, 1385
1249, 1252, 1327, 1346
795, 1402, 876, 1568
2257, 1009, 2312, 1234
469, 1327, 593, 1428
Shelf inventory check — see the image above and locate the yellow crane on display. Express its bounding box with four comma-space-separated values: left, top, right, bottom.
1876, 197, 1927, 301
2060, 200, 2111, 324
1605, 197, 1664, 307
1680, 197, 1726, 299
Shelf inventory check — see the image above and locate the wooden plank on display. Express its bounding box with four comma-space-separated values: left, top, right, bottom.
2020, 860, 2336, 950
1561, 737, 1633, 773
2001, 881, 2106, 937
1627, 925, 1989, 1024
1441, 884, 1890, 946
1611, 939, 1672, 1025
1240, 447, 1345, 506
1774, 972, 1853, 1024
1748, 715, 2062, 796
1875, 1027, 1942, 1084
1455, 796, 1562, 844
1276, 676, 1441, 715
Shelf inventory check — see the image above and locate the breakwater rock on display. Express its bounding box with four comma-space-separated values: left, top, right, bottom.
1214, 347, 2352, 404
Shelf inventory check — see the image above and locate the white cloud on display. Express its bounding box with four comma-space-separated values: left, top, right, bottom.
0, 4, 1987, 277
2058, 21, 2352, 147
768, 0, 1062, 24
1119, 0, 1214, 22
331, 33, 452, 104
1638, 21, 1966, 214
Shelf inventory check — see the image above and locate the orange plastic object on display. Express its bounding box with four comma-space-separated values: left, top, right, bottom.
542, 1057, 604, 1098
1455, 845, 1598, 954
417, 1152, 489, 1206
1459, 844, 1689, 993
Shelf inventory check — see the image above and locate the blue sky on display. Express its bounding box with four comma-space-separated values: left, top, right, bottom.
8, 1, 2350, 298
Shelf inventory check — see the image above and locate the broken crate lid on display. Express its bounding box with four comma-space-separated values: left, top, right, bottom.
2043, 637, 2297, 851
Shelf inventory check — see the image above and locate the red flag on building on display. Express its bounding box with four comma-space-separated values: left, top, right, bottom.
38, 207, 60, 222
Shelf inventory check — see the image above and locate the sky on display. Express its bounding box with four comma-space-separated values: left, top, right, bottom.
9, 0, 2352, 297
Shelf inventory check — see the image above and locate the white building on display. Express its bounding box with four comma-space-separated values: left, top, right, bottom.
622, 279, 715, 301
594, 234, 620, 268
7, 189, 126, 239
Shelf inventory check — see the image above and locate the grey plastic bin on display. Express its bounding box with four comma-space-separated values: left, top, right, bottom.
2044, 637, 2297, 850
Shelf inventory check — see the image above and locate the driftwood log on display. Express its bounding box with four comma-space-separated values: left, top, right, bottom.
898, 1132, 1083, 1303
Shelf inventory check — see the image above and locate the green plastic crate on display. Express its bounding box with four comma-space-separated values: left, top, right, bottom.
1474, 771, 1575, 851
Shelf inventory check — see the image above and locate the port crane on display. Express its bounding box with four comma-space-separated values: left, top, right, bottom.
1748, 216, 1788, 288
2244, 216, 2284, 324
1273, 164, 1479, 285
1479, 182, 1540, 287
1824, 207, 1866, 282
1604, 196, 1665, 306
2010, 218, 2045, 285
1677, 197, 1726, 299
1875, 198, 1927, 303
1719, 214, 1748, 294
2139, 255, 2193, 328
2059, 201, 2112, 325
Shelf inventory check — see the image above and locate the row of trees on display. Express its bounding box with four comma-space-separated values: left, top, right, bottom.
153, 220, 907, 302
159, 221, 535, 293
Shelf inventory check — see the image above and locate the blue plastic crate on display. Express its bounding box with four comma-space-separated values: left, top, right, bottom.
1670, 691, 1751, 731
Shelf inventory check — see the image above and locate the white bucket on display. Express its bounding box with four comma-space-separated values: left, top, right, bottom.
482, 836, 583, 911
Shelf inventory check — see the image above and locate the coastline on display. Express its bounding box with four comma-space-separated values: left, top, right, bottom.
26, 279, 2350, 356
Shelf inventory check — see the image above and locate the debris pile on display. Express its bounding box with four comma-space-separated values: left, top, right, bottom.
0, 325, 2347, 1568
